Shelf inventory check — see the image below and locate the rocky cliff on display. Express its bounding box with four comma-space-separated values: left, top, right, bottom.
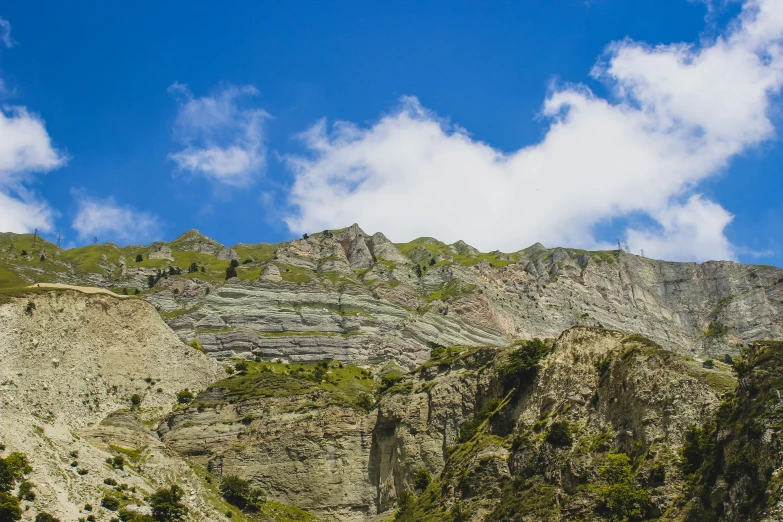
157, 326, 743, 521
1, 226, 781, 368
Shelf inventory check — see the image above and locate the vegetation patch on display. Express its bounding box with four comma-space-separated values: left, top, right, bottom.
497, 338, 551, 393
197, 360, 378, 411
275, 263, 313, 284
424, 280, 477, 302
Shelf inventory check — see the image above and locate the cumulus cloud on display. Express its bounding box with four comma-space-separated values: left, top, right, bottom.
0, 106, 66, 233
168, 83, 269, 187
0, 190, 53, 233
0, 17, 14, 48
285, 0, 783, 261
0, 19, 64, 234
71, 194, 161, 244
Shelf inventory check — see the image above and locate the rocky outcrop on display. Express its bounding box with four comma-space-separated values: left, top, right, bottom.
160, 327, 735, 520
684, 340, 783, 522
449, 240, 479, 256
387, 328, 733, 521
371, 347, 502, 512
147, 244, 174, 261
368, 232, 410, 265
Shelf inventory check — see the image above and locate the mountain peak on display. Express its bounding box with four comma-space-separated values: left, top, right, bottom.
449, 240, 479, 256
172, 229, 218, 244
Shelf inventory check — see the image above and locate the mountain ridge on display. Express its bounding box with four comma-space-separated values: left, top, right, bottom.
0, 227, 781, 367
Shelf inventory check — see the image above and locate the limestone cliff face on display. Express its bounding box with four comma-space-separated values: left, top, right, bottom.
141, 228, 783, 368
161, 390, 376, 520
370, 347, 503, 513
1, 228, 781, 367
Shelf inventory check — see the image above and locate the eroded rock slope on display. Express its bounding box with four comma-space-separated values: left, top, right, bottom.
0, 289, 312, 521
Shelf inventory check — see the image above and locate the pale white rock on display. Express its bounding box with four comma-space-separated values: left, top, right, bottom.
260, 263, 282, 282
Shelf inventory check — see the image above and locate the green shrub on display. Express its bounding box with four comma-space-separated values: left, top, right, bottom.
108, 456, 124, 470
0, 452, 31, 492
648, 464, 666, 486
17, 480, 35, 501
130, 394, 141, 409
546, 420, 573, 447
705, 320, 728, 338
0, 492, 21, 521
234, 361, 249, 374
356, 394, 374, 411
219, 475, 265, 512
499, 339, 550, 392
149, 485, 187, 521
457, 398, 501, 443
102, 494, 120, 511
413, 468, 431, 491
396, 489, 413, 516
595, 483, 651, 521
176, 389, 194, 404
312, 364, 326, 383
379, 373, 401, 393
594, 453, 651, 521
680, 424, 712, 476
702, 359, 715, 369
35, 513, 61, 522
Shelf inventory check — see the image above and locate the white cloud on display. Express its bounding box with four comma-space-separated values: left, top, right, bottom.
0, 106, 64, 180
0, 17, 14, 48
168, 83, 269, 187
0, 190, 53, 233
285, 0, 783, 262
0, 19, 64, 234
0, 105, 66, 234
626, 196, 736, 262
71, 194, 161, 244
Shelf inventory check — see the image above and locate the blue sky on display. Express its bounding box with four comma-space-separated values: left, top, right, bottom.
1, 0, 782, 266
